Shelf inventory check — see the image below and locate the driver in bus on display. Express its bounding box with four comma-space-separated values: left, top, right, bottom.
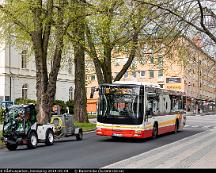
121, 103, 129, 116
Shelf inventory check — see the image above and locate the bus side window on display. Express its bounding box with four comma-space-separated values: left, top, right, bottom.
159, 94, 171, 114
147, 93, 159, 117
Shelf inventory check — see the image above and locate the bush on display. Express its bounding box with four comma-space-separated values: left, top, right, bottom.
14, 98, 36, 105
52, 100, 66, 114
52, 100, 74, 114
0, 108, 3, 124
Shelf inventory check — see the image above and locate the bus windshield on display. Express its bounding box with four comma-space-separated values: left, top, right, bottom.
97, 85, 143, 125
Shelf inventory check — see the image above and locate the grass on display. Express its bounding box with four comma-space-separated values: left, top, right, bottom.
74, 122, 96, 132
87, 114, 97, 119
0, 131, 4, 147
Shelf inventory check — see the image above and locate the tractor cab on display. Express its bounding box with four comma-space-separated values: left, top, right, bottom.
2, 104, 55, 151
3, 104, 36, 137
0, 101, 14, 109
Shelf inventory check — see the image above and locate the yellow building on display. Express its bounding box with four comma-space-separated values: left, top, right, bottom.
86, 36, 216, 113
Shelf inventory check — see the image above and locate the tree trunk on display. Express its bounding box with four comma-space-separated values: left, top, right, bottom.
102, 46, 113, 83
74, 44, 88, 122
86, 25, 104, 84
114, 33, 139, 81
30, 0, 64, 124
73, 15, 88, 123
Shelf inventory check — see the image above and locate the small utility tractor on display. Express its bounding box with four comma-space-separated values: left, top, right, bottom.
1, 104, 55, 151
1, 104, 83, 151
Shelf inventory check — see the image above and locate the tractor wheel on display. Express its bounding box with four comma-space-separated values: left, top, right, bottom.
76, 129, 83, 141
6, 143, 17, 151
27, 131, 38, 149
45, 129, 54, 146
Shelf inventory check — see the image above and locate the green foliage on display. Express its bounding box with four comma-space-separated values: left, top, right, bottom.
14, 98, 36, 105
52, 100, 66, 114
52, 100, 75, 115
65, 100, 75, 114
0, 130, 3, 147
74, 122, 96, 132
0, 108, 3, 124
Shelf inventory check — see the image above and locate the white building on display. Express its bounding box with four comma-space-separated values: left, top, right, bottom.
0, 44, 75, 102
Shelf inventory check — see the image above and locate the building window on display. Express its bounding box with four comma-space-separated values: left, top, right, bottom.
21, 50, 27, 68
68, 57, 72, 74
150, 55, 154, 64
22, 84, 28, 99
90, 86, 96, 98
140, 71, 145, 77
158, 56, 163, 67
69, 87, 73, 100
132, 71, 136, 78
124, 71, 128, 78
149, 70, 154, 78
159, 84, 164, 88
158, 70, 163, 77
91, 75, 96, 81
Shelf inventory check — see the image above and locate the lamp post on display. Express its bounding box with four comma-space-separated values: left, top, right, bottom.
186, 82, 191, 112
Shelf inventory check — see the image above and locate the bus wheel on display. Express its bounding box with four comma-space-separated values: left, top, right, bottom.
174, 120, 179, 134
152, 124, 158, 139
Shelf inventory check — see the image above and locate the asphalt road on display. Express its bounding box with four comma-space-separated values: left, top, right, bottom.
0, 115, 215, 168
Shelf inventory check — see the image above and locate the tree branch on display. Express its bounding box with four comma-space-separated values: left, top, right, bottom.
0, 4, 30, 34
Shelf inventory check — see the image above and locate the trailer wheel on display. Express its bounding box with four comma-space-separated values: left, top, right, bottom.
6, 143, 17, 151
76, 129, 83, 141
27, 131, 38, 149
45, 129, 54, 146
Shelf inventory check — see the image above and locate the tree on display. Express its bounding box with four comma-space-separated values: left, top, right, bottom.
136, 0, 216, 57
0, 0, 72, 124
70, 0, 88, 122
84, 0, 163, 84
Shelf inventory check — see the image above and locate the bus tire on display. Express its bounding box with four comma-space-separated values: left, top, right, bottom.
152, 123, 158, 139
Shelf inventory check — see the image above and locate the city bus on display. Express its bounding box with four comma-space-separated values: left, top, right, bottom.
96, 81, 186, 139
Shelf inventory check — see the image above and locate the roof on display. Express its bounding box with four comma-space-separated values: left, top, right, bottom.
114, 81, 161, 88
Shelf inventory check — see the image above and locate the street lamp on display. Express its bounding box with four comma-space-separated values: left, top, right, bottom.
186, 82, 191, 112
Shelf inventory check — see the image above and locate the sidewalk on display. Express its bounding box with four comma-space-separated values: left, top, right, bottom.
186, 111, 216, 116
104, 127, 216, 168
89, 118, 97, 124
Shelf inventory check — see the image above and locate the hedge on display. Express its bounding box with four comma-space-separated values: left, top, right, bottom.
14, 98, 74, 114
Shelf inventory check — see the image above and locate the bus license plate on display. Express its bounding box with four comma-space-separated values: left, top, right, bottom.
112, 133, 122, 137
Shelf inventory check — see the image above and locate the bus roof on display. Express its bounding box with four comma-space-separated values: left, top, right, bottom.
113, 81, 161, 88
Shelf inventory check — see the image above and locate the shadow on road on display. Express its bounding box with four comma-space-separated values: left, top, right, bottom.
97, 128, 205, 144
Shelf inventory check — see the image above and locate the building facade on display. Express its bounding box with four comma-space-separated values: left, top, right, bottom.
0, 44, 75, 102
86, 36, 216, 113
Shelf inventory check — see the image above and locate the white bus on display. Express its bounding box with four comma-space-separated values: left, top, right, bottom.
96, 81, 186, 139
